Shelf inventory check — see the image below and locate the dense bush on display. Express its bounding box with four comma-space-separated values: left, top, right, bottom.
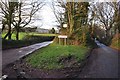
99, 36, 113, 46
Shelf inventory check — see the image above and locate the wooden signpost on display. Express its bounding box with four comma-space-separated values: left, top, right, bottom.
58, 35, 67, 45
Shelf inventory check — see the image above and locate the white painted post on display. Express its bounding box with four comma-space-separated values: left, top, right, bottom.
64, 38, 67, 45
59, 38, 60, 44
58, 35, 67, 45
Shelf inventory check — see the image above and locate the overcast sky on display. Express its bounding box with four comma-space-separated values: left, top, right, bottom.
30, 0, 59, 30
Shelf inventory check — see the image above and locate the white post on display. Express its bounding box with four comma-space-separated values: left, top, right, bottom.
58, 35, 67, 45
59, 38, 60, 45
64, 38, 67, 45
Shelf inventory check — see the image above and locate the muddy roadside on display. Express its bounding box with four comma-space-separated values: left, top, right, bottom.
2, 48, 94, 79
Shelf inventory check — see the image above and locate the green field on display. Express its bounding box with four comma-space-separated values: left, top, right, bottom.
2, 32, 57, 40
26, 44, 89, 70
2, 32, 25, 40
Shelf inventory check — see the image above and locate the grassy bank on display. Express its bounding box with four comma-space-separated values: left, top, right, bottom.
26, 44, 89, 70
110, 33, 120, 50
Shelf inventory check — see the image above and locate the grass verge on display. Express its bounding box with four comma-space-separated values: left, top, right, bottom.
26, 44, 89, 70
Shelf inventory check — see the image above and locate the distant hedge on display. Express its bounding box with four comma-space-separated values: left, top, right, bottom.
2, 36, 55, 50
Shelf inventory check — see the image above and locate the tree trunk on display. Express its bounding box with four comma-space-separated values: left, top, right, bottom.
3, 25, 11, 40
16, 29, 19, 40
8, 32, 12, 40
2, 24, 5, 32
3, 32, 9, 39
4, 29, 11, 40
8, 22, 12, 40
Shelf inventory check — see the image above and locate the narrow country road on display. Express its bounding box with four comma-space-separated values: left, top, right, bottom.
78, 40, 119, 78
2, 41, 53, 69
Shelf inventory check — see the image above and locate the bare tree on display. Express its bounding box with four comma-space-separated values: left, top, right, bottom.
107, 2, 120, 33
91, 2, 116, 37
51, 1, 90, 45
13, 0, 45, 40
0, 0, 45, 40
0, 0, 17, 39
51, 0, 75, 36
51, 0, 65, 28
